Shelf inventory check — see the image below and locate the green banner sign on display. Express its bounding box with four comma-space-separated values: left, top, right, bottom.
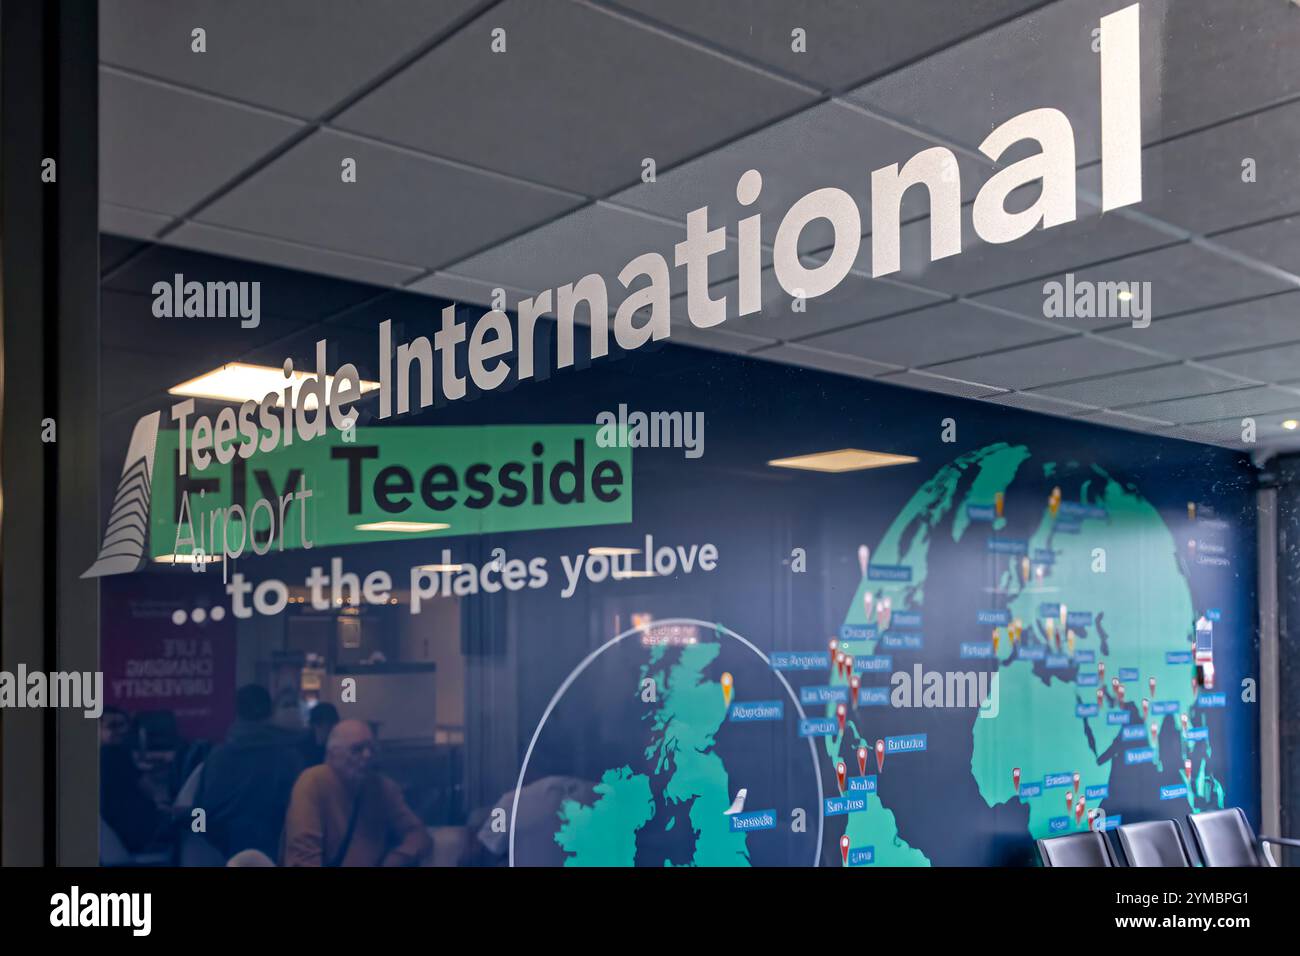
149, 425, 632, 558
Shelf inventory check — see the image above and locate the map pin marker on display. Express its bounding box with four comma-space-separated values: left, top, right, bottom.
1020, 555, 1030, 584
1110, 676, 1120, 693
836, 702, 847, 736
992, 628, 1000, 654
828, 639, 838, 672
1073, 771, 1080, 793
1117, 684, 1126, 704
850, 674, 861, 708
1142, 698, 1150, 719
1098, 662, 1105, 682
1067, 630, 1075, 656
836, 651, 845, 677
858, 544, 869, 578
1096, 687, 1104, 707
877, 596, 892, 632
1066, 790, 1074, 813
836, 760, 847, 794
1075, 796, 1086, 824
995, 491, 1004, 519
875, 739, 885, 772
1035, 564, 1045, 584
1184, 758, 1192, 780
1180, 713, 1189, 733
1012, 767, 1021, 791
845, 655, 854, 681
863, 591, 874, 619
720, 672, 733, 708
840, 835, 851, 866
1150, 720, 1160, 743
1149, 676, 1156, 697
858, 746, 868, 777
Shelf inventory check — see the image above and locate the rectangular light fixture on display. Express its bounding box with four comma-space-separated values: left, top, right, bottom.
154, 553, 220, 565
418, 563, 465, 572
767, 448, 919, 473
588, 546, 640, 556
168, 362, 380, 409
355, 521, 450, 533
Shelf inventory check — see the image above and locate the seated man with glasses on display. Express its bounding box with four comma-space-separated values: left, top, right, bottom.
281, 719, 431, 867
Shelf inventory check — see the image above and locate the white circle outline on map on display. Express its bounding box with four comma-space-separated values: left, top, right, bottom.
509, 617, 826, 867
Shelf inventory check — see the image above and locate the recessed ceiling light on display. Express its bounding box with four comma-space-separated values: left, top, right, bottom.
1117, 289, 1134, 301
1283, 419, 1299, 431
418, 563, 464, 572
589, 546, 640, 556
154, 553, 220, 564
169, 362, 380, 408
612, 570, 656, 579
355, 521, 450, 533
767, 448, 919, 473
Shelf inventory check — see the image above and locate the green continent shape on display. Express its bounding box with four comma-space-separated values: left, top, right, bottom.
555, 766, 655, 865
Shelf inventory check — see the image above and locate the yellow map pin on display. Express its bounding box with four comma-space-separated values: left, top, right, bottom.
721, 672, 734, 707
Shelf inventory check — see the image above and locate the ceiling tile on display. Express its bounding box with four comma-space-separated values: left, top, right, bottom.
1213, 215, 1300, 279
666, 322, 776, 355
1072, 409, 1176, 431
751, 342, 902, 379
670, 267, 945, 341
1031, 362, 1250, 407
606, 0, 1043, 90
196, 130, 580, 270
800, 300, 1061, 367
334, 0, 815, 195
1119, 385, 1300, 423
875, 370, 1006, 399
923, 335, 1162, 389
404, 272, 533, 311
982, 391, 1097, 415
973, 242, 1289, 327
166, 222, 425, 288
1096, 290, 1300, 358
447, 203, 695, 299
1134, 97, 1300, 236
100, 0, 483, 119
610, 100, 993, 251
877, 198, 1171, 297
100, 70, 305, 215
100, 203, 172, 240
1198, 341, 1300, 383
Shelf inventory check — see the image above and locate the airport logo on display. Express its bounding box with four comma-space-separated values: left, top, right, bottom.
50, 886, 151, 936
152, 273, 260, 329
1042, 274, 1152, 328
890, 665, 1000, 718
82, 412, 161, 578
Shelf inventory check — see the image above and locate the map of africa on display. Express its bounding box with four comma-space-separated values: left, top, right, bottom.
522, 442, 1228, 866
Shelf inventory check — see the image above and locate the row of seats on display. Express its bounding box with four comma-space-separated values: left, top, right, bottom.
1039, 807, 1300, 866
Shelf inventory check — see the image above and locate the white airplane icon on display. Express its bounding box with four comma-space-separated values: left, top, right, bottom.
723, 788, 747, 815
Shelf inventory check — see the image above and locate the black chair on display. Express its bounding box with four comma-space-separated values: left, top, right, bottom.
1037, 830, 1115, 866
1186, 807, 1300, 867
1116, 820, 1192, 866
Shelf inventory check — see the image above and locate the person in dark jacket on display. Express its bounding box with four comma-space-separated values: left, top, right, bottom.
100, 706, 167, 854
297, 702, 339, 767
196, 685, 304, 860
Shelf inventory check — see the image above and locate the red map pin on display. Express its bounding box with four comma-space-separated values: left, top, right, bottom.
1149, 676, 1156, 696
849, 675, 861, 708
1142, 698, 1150, 720
1073, 771, 1080, 792
1096, 687, 1104, 707
1098, 662, 1105, 682
836, 760, 847, 794
840, 834, 851, 865
835, 651, 845, 677
1066, 790, 1074, 812
1117, 684, 1126, 704
828, 639, 838, 671
858, 746, 868, 777
1150, 720, 1160, 743
844, 655, 854, 680
1184, 758, 1192, 780
1075, 796, 1086, 824
836, 702, 847, 736
1012, 767, 1021, 791
875, 738, 885, 772
1110, 676, 1119, 692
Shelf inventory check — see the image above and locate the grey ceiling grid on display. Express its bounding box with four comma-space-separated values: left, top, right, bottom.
98, 0, 1300, 452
